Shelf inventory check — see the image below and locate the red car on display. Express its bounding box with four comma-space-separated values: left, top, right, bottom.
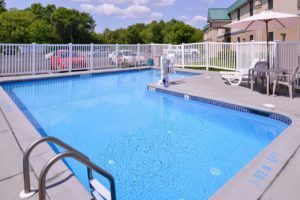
50, 50, 87, 70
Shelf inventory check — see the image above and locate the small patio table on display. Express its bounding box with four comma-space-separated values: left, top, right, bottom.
248, 68, 287, 95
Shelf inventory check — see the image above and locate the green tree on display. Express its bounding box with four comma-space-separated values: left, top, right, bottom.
51, 7, 95, 43
162, 19, 202, 44
28, 20, 57, 43
0, 10, 34, 43
26, 3, 56, 22
97, 19, 203, 44
0, 2, 203, 44
127, 24, 144, 44
0, 0, 6, 13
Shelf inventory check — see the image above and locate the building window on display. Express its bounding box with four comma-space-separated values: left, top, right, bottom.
298, 0, 300, 9
250, 35, 254, 41
268, 32, 274, 41
280, 33, 286, 41
268, 0, 273, 9
237, 37, 241, 42
237, 9, 240, 20
249, 0, 254, 16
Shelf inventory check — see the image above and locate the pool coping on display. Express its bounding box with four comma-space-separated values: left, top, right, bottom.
147, 69, 300, 200
0, 66, 151, 200
0, 66, 299, 200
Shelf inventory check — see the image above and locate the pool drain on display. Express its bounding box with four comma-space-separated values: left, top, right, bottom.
209, 167, 222, 176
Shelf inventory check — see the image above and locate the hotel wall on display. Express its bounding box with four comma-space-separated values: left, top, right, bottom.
231, 0, 300, 42
205, 0, 300, 42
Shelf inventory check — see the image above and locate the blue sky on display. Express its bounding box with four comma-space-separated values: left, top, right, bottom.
6, 0, 234, 32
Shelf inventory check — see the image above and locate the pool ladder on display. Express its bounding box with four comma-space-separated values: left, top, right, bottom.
19, 136, 116, 200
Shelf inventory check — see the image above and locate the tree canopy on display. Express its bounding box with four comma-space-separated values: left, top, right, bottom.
97, 20, 203, 44
0, 0, 5, 13
0, 1, 203, 44
0, 3, 95, 43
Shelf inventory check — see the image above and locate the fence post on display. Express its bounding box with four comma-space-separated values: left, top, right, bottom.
274, 40, 279, 69
68, 43, 72, 72
137, 43, 140, 67
115, 43, 119, 68
205, 42, 209, 71
150, 43, 154, 59
181, 43, 185, 68
90, 43, 94, 70
250, 40, 254, 66
236, 42, 239, 70
32, 43, 36, 75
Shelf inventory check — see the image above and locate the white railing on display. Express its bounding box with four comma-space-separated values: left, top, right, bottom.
0, 42, 299, 78
0, 43, 152, 76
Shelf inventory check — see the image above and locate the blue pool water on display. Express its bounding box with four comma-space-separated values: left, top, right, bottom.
3, 70, 288, 200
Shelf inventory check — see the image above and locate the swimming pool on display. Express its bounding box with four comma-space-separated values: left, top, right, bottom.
2, 69, 288, 200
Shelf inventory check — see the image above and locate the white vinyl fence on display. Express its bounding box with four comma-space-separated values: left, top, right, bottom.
0, 41, 299, 76
0, 43, 152, 76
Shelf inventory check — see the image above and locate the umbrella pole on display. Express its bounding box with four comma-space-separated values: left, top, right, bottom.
265, 20, 270, 68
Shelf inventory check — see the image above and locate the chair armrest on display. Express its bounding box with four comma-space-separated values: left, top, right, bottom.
277, 74, 291, 77
276, 74, 292, 82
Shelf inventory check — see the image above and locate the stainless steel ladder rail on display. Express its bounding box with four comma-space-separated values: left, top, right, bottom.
20, 136, 116, 200
39, 151, 116, 200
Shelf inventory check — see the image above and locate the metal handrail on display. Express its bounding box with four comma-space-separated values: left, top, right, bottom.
21, 136, 91, 195
38, 151, 116, 200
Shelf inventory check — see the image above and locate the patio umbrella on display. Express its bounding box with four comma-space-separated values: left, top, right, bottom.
227, 10, 300, 67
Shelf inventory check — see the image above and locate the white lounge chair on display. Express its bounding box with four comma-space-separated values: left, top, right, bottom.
220, 58, 259, 86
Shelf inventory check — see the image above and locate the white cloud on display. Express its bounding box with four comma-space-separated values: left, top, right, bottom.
177, 15, 207, 27
132, 0, 150, 5
178, 15, 189, 21
97, 0, 132, 4
76, 0, 174, 6
97, 4, 122, 15
190, 15, 207, 23
155, 0, 176, 6
70, 0, 92, 2
151, 12, 163, 19
81, 3, 122, 15
121, 5, 151, 18
80, 3, 163, 19
80, 4, 95, 11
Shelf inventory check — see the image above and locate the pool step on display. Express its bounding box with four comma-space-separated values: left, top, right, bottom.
90, 179, 112, 200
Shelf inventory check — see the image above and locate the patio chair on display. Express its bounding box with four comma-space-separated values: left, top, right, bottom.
220, 58, 259, 86
249, 61, 269, 91
272, 66, 300, 98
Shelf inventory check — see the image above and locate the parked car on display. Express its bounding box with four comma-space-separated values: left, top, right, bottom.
88, 49, 110, 57
50, 50, 87, 70
19, 46, 45, 54
45, 52, 54, 60
163, 48, 200, 59
108, 50, 146, 66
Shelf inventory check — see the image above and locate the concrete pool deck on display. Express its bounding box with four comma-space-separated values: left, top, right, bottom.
0, 66, 299, 199
149, 68, 300, 200
0, 67, 150, 200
